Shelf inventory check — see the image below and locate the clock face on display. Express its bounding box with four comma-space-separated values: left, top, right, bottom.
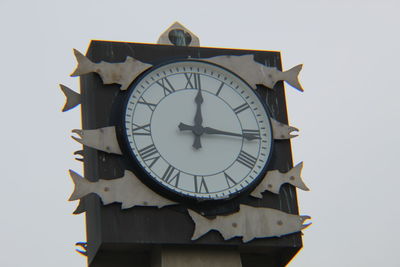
123, 60, 273, 200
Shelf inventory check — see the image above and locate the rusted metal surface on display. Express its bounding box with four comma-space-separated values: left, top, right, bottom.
60, 84, 81, 112
251, 162, 309, 197
203, 55, 304, 91
68, 170, 177, 208
189, 205, 310, 243
157, 21, 200, 47
70, 49, 152, 90
270, 118, 299, 139
71, 126, 122, 155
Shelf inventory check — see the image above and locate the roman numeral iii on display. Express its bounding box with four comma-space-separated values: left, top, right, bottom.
237, 150, 257, 169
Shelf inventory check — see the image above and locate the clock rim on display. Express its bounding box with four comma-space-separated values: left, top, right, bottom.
117, 59, 274, 203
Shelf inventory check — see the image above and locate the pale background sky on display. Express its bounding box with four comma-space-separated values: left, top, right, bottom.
1, 0, 399, 266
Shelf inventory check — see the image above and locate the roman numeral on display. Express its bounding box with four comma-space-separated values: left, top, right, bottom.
138, 96, 157, 111
237, 150, 257, 169
233, 103, 250, 114
132, 123, 151, 136
132, 123, 151, 135
224, 172, 237, 187
242, 129, 260, 139
156, 77, 175, 96
138, 144, 160, 168
162, 165, 180, 187
215, 82, 224, 96
194, 176, 209, 193
184, 73, 201, 89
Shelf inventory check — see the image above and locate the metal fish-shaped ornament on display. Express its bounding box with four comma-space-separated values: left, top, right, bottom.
59, 84, 81, 112
71, 126, 122, 155
251, 162, 310, 197
270, 118, 299, 139
189, 205, 310, 243
203, 55, 304, 91
70, 49, 153, 90
68, 170, 176, 209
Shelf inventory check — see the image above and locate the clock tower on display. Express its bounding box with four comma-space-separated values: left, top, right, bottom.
62, 22, 310, 267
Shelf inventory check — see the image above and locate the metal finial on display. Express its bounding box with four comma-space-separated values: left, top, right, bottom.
157, 21, 200, 47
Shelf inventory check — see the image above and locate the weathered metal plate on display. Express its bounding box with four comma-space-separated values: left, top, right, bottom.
71, 126, 122, 155
203, 55, 304, 91
251, 162, 309, 197
69, 170, 177, 209
189, 205, 310, 243
70, 49, 152, 90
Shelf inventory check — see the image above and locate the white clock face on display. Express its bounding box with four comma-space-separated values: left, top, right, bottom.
124, 60, 273, 200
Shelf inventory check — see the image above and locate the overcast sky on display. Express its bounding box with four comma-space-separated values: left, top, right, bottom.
1, 0, 399, 266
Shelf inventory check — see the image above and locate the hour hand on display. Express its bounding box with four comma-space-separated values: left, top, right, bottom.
178, 123, 203, 149
203, 126, 260, 141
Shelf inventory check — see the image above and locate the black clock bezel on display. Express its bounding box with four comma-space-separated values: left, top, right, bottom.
115, 59, 274, 204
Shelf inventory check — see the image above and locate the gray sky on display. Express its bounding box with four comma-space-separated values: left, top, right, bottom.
1, 0, 399, 266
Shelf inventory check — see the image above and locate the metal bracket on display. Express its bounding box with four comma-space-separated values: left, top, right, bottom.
71, 126, 122, 155
70, 49, 152, 90
68, 170, 177, 209
189, 204, 311, 243
251, 162, 309, 197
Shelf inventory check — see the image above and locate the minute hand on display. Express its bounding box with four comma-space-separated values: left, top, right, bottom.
203, 127, 260, 141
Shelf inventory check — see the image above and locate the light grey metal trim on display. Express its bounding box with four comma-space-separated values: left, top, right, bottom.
271, 118, 299, 139
68, 170, 177, 209
70, 49, 153, 90
157, 21, 200, 47
71, 126, 122, 155
189, 204, 311, 243
202, 55, 304, 91
251, 162, 309, 197
152, 248, 242, 267
60, 84, 81, 112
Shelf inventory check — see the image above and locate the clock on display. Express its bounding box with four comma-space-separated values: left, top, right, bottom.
121, 60, 273, 201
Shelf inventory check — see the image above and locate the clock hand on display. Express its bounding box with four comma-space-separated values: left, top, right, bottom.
192, 87, 204, 149
203, 126, 260, 141
178, 123, 259, 141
